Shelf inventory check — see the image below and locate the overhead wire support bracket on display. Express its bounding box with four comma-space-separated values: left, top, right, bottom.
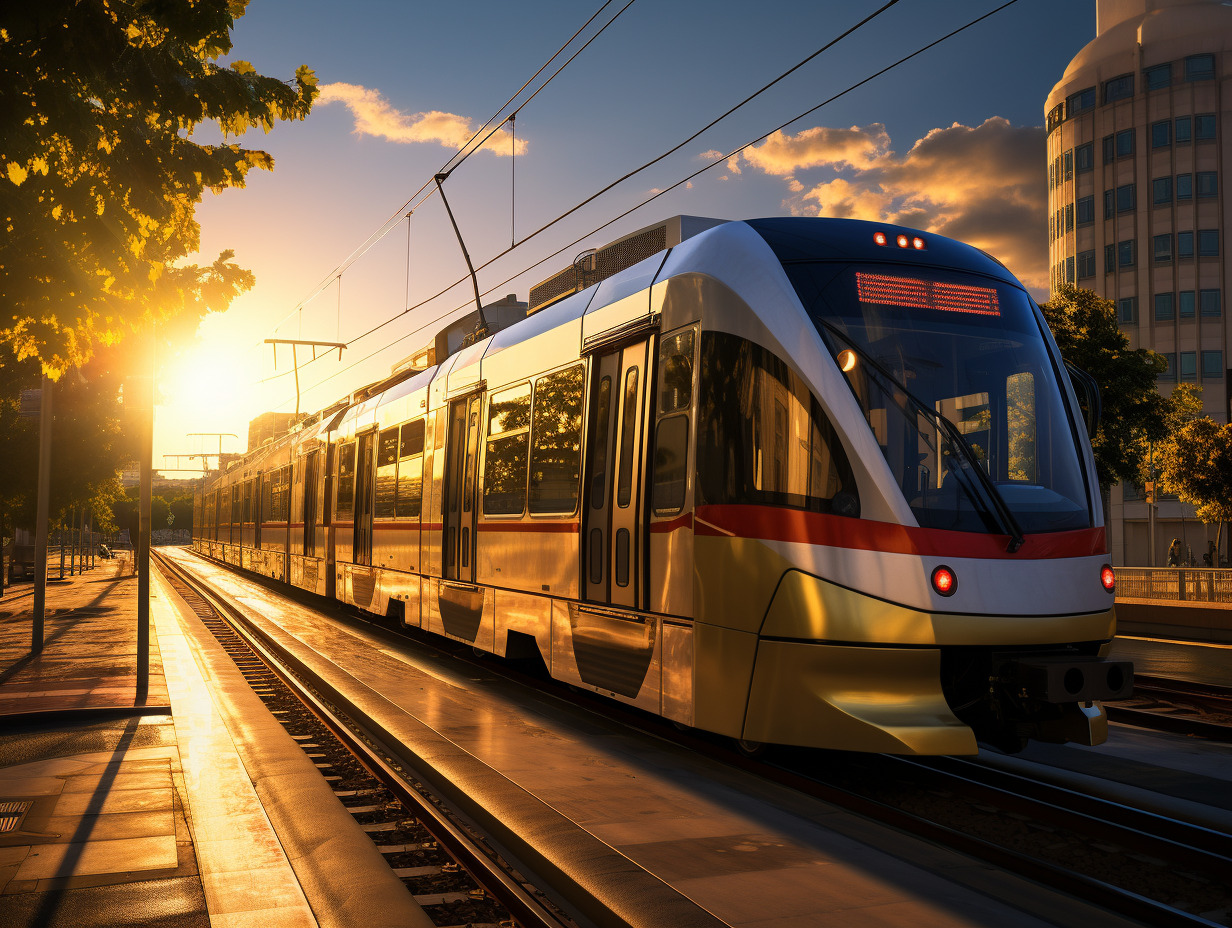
434, 172, 489, 345
265, 339, 347, 417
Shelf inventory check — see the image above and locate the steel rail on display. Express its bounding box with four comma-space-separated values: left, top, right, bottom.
152, 550, 571, 928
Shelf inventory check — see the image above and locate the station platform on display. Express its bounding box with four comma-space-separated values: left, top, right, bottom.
0, 552, 427, 928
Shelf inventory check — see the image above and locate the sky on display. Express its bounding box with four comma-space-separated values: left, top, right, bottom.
159, 0, 1098, 473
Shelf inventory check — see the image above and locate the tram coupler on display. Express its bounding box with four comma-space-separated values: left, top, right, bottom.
1011, 657, 1134, 704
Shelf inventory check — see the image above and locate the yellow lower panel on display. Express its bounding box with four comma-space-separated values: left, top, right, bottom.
743, 641, 977, 755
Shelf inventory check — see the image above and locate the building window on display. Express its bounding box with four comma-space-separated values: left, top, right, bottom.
1177, 173, 1192, 200
1152, 120, 1171, 148
1158, 352, 1176, 381
1102, 135, 1116, 164
1144, 62, 1172, 90
1104, 189, 1115, 219
1197, 172, 1218, 198
1179, 290, 1195, 318
1105, 244, 1116, 273
1048, 104, 1066, 132
1117, 297, 1137, 324
1065, 203, 1074, 232
1104, 73, 1134, 103
1076, 142, 1094, 174
1199, 230, 1219, 256
1153, 176, 1173, 205
1065, 256, 1075, 283
1195, 114, 1216, 140
1179, 351, 1197, 382
1200, 288, 1222, 317
1154, 292, 1175, 320
1067, 87, 1096, 115
1178, 230, 1194, 258
1118, 239, 1136, 268
1076, 195, 1094, 225
1063, 150, 1073, 181
1202, 351, 1224, 380
1175, 116, 1192, 144
1185, 54, 1215, 81
1116, 129, 1134, 158
1077, 250, 1095, 279
1154, 233, 1172, 264
1116, 184, 1136, 212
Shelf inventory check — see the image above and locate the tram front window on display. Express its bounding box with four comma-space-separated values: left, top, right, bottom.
782, 263, 1091, 535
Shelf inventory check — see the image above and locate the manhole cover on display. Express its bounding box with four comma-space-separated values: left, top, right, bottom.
0, 801, 32, 833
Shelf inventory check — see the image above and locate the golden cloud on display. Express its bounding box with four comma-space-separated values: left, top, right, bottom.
318, 83, 526, 156
736, 117, 1047, 291
742, 124, 891, 175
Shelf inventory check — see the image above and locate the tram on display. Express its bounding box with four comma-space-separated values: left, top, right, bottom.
193, 216, 1131, 754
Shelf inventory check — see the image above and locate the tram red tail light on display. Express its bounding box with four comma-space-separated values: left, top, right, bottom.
1100, 564, 1116, 593
896, 234, 910, 248
931, 565, 957, 596
911, 236, 926, 250
873, 231, 888, 246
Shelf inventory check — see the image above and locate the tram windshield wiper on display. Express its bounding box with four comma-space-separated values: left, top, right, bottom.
818, 320, 1026, 553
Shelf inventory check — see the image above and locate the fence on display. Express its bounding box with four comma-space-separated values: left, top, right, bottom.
1116, 567, 1232, 604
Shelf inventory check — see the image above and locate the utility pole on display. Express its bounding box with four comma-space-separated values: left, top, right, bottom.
32, 376, 53, 652
137, 333, 154, 704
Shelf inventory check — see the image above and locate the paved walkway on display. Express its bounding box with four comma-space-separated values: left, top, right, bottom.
0, 550, 423, 928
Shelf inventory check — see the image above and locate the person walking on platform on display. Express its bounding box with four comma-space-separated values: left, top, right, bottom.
1167, 538, 1182, 567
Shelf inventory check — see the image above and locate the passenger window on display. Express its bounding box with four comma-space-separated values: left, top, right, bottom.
375, 428, 399, 518
337, 442, 356, 516
588, 376, 613, 510
652, 414, 689, 514
696, 332, 857, 516
529, 365, 584, 514
396, 420, 425, 518
483, 384, 531, 515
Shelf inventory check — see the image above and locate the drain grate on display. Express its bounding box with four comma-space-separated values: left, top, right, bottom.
0, 800, 32, 833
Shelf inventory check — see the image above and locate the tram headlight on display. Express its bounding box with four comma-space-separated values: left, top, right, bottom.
1100, 564, 1116, 593
837, 349, 858, 373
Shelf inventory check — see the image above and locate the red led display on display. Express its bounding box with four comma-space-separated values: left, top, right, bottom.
856, 272, 1000, 316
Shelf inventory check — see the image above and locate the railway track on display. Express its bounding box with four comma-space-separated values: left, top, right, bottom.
159, 549, 1232, 928
153, 550, 574, 928
1107, 675, 1232, 741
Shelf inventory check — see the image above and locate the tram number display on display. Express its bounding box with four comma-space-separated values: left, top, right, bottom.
856, 272, 1000, 317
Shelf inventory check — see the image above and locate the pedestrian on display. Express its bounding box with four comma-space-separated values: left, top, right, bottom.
1167, 538, 1182, 567
1204, 541, 1216, 567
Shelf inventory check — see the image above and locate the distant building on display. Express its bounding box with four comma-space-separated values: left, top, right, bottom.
1046, 0, 1231, 565
247, 412, 296, 452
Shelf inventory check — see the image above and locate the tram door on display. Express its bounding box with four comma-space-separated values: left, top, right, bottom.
443, 394, 482, 582
354, 431, 375, 567
583, 340, 650, 608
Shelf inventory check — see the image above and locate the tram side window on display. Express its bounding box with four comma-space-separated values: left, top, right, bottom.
397, 420, 425, 518
529, 365, 584, 514
231, 485, 242, 525
483, 383, 531, 515
375, 428, 399, 518
696, 331, 858, 516
653, 327, 696, 514
336, 442, 356, 517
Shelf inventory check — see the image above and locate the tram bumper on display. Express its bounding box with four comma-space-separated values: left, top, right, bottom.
742, 641, 978, 755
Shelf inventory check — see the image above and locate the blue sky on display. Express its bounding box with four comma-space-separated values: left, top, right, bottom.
162, 0, 1097, 466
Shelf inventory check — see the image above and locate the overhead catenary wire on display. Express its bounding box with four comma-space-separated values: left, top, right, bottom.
260, 0, 633, 345
265, 0, 1023, 411
259, 0, 906, 387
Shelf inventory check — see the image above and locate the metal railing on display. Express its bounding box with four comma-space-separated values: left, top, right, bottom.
1116, 567, 1232, 604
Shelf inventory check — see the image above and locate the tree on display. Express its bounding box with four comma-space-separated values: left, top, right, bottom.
1, 0, 317, 378
1156, 416, 1232, 560
1039, 285, 1169, 490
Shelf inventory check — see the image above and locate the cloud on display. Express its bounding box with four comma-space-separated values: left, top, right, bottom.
742, 124, 891, 175
318, 82, 526, 156
732, 117, 1047, 290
